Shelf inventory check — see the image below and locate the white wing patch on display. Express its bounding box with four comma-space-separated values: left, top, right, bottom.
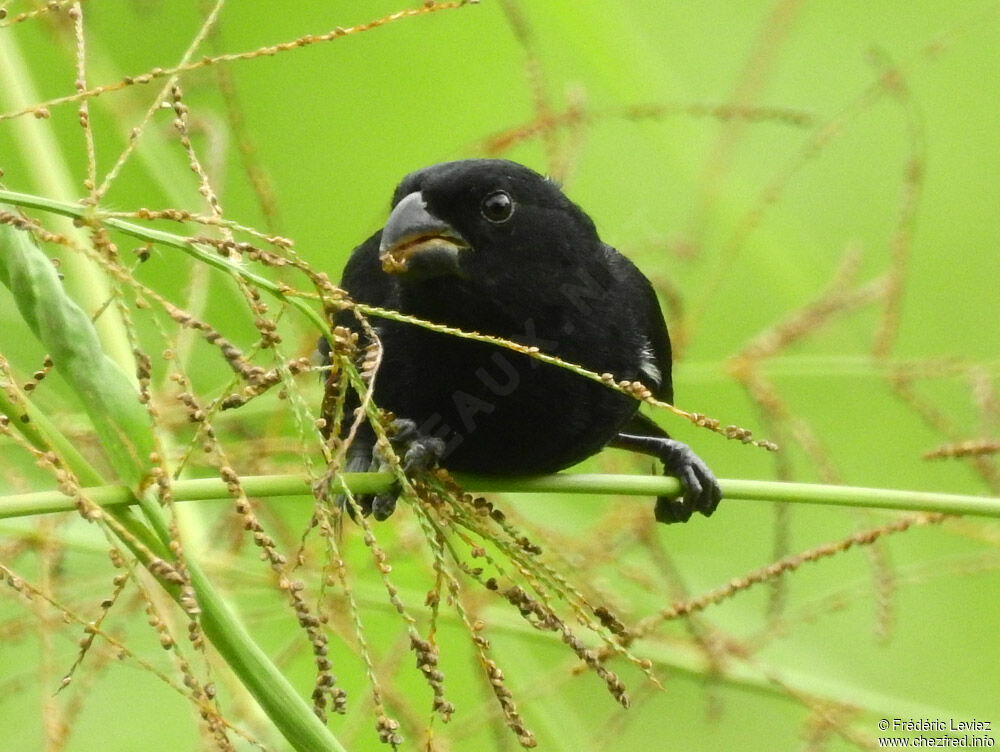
638, 336, 662, 387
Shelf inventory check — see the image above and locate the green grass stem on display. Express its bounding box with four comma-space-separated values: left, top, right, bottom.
2, 473, 997, 521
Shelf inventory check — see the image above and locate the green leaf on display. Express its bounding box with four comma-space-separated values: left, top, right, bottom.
0, 219, 153, 489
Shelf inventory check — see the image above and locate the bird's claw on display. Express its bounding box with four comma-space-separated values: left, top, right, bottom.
388, 419, 447, 474
653, 438, 722, 524
366, 419, 447, 521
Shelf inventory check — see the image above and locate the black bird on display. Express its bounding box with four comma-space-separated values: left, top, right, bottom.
320, 159, 721, 523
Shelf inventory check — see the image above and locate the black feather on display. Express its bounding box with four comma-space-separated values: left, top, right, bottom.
322, 159, 720, 522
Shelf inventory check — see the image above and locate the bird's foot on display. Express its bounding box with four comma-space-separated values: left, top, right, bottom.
368, 419, 446, 521
314, 419, 446, 521
651, 438, 722, 524
384, 419, 447, 473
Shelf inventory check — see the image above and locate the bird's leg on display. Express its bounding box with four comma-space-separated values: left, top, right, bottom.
312, 432, 377, 518
609, 416, 722, 524
368, 418, 447, 520
384, 418, 448, 474
314, 419, 446, 520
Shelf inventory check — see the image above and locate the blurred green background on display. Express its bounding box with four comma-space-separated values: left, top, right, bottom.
1, 1, 998, 750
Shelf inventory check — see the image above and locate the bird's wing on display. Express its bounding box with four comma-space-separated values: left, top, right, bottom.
605, 246, 674, 403
617, 410, 671, 440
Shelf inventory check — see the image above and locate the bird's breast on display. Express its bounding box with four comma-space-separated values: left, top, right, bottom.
372, 323, 637, 475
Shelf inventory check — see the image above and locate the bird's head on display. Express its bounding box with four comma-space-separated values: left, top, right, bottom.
377, 159, 599, 282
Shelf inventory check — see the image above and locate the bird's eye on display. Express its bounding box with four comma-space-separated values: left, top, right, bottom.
480, 190, 515, 223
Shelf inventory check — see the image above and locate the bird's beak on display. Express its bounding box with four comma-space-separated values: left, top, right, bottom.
379, 192, 469, 277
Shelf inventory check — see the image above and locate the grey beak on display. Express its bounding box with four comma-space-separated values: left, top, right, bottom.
378, 192, 469, 277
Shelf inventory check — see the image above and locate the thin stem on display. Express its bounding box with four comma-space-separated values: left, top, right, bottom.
2, 473, 997, 521
0, 33, 134, 370
0, 188, 331, 336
